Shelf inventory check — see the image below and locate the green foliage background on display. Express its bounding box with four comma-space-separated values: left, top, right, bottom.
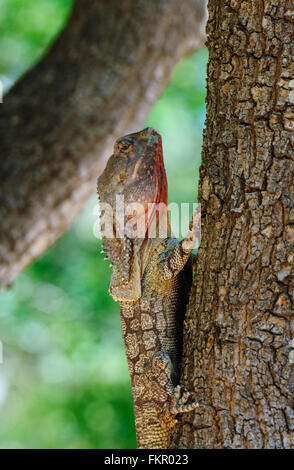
0, 0, 207, 448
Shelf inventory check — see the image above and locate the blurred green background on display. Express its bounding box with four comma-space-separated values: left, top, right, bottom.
0, 0, 207, 448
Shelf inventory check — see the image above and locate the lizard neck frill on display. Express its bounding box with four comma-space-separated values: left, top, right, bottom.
97, 127, 169, 298
106, 237, 163, 302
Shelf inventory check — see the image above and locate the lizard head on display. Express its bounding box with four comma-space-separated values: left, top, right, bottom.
97, 127, 168, 301
97, 127, 167, 213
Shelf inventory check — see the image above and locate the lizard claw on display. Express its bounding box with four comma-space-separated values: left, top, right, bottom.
189, 206, 201, 232
183, 206, 201, 252
170, 385, 199, 415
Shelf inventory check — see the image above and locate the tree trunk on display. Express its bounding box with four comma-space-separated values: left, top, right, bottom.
0, 0, 206, 289
172, 0, 294, 449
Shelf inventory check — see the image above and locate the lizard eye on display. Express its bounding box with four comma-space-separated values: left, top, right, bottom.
118, 141, 132, 154
121, 143, 130, 150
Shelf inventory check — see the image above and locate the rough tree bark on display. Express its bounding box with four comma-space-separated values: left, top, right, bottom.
171, 0, 294, 449
0, 0, 206, 289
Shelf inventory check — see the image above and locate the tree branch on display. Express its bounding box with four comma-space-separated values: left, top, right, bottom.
0, 0, 207, 289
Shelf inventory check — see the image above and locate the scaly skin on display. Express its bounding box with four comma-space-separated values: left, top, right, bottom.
97, 128, 198, 449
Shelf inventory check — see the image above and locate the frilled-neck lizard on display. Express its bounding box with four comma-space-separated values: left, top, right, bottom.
97, 127, 199, 449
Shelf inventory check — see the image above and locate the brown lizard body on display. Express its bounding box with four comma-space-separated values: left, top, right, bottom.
97, 128, 198, 449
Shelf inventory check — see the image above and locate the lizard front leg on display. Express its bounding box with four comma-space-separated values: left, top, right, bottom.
134, 351, 198, 449
159, 207, 201, 280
